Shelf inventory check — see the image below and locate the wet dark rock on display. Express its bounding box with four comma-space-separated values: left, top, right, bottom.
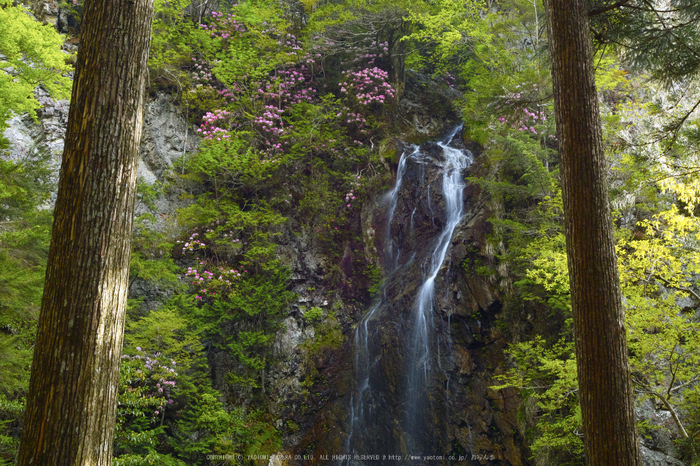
395, 71, 463, 143
128, 278, 174, 314
290, 130, 529, 465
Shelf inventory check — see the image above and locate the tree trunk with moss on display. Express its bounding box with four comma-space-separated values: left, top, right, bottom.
17, 0, 154, 464
544, 0, 641, 464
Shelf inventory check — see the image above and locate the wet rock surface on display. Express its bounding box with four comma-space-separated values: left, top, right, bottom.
291, 129, 528, 465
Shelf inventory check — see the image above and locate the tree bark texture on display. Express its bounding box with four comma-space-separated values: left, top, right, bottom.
17, 0, 154, 464
544, 0, 641, 464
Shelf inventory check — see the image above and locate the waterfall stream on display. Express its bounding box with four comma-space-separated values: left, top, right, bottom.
345, 126, 473, 463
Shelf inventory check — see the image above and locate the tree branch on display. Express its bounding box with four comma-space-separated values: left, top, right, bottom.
653, 274, 700, 304
588, 1, 630, 17
670, 376, 700, 394
635, 382, 689, 438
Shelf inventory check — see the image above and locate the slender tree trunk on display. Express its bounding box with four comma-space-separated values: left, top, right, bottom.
544, 0, 641, 464
17, 0, 154, 464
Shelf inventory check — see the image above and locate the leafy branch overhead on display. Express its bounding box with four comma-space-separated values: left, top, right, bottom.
0, 1, 72, 147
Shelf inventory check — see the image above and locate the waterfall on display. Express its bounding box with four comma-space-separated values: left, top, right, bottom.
345, 126, 473, 463
404, 126, 471, 451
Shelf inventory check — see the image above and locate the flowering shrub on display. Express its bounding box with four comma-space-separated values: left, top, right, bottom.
498, 106, 547, 135
197, 109, 232, 141
344, 174, 362, 208
119, 349, 177, 419
200, 9, 246, 39
185, 265, 246, 300
113, 305, 270, 464
176, 221, 252, 299
189, 4, 398, 160
491, 89, 555, 141
190, 57, 219, 87
340, 67, 395, 106
192, 14, 319, 156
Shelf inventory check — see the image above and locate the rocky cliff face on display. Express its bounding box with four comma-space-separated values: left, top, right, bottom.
268, 130, 528, 465
4, 90, 198, 200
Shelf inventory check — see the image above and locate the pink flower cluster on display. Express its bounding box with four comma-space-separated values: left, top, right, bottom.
343, 111, 367, 125
498, 107, 546, 135
191, 57, 218, 87
121, 348, 177, 416
198, 109, 231, 140
248, 64, 318, 155
200, 10, 245, 39
186, 265, 245, 288
178, 223, 251, 300
436, 70, 456, 88
187, 264, 247, 300
345, 189, 356, 208
340, 67, 395, 106
179, 231, 205, 253
345, 174, 362, 207
278, 34, 304, 60
251, 65, 316, 108
255, 105, 285, 137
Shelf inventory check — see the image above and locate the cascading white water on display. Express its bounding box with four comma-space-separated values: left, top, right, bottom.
385, 145, 418, 269
405, 126, 472, 449
345, 126, 472, 463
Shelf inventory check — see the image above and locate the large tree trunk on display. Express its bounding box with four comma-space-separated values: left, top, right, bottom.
544, 0, 641, 464
17, 0, 154, 464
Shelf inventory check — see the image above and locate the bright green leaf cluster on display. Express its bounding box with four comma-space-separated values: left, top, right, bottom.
0, 3, 72, 146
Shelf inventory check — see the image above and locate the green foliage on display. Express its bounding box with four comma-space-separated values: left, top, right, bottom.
0, 151, 54, 221
208, 269, 294, 386
305, 310, 344, 355
497, 190, 700, 460
363, 264, 383, 298
149, 0, 203, 77
0, 154, 53, 398
406, 0, 554, 145
211, 1, 293, 84
113, 451, 187, 466
493, 335, 582, 464
130, 214, 180, 288
0, 3, 72, 146
592, 0, 700, 86
2, 0, 613, 461
0, 394, 23, 465
115, 306, 193, 462
0, 141, 55, 348
185, 133, 275, 188
303, 306, 323, 323
128, 181, 182, 311
115, 300, 277, 464
0, 333, 33, 397
0, 148, 54, 460
404, 0, 485, 74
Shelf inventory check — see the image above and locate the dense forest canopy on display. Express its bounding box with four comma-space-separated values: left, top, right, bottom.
2, 0, 700, 464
